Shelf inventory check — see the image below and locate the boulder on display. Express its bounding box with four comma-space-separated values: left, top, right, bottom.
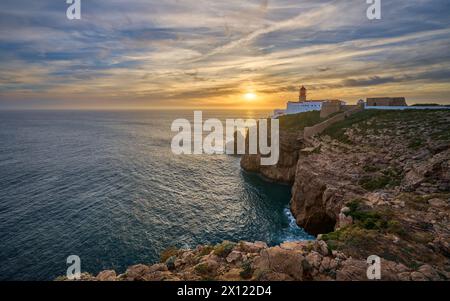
428, 198, 447, 208
96, 270, 116, 281
237, 241, 268, 254
410, 271, 427, 281
336, 259, 367, 281
194, 260, 220, 277
418, 264, 440, 281
226, 251, 243, 264
252, 246, 305, 280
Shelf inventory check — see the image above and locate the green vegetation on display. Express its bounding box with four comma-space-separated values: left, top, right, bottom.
165, 255, 176, 270
398, 192, 449, 211
362, 164, 381, 173
321, 200, 405, 253
359, 168, 402, 191
346, 200, 389, 230
430, 124, 450, 141
198, 245, 214, 256
343, 200, 404, 234
321, 110, 386, 143
279, 111, 323, 132
160, 246, 178, 263
213, 241, 235, 258
321, 109, 450, 143
194, 263, 210, 275
321, 226, 377, 251
408, 138, 425, 149
239, 261, 253, 279
253, 268, 271, 281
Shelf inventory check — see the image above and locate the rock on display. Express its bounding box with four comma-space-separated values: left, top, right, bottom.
290, 166, 337, 235
314, 240, 330, 256
96, 270, 116, 281
165, 255, 176, 270
418, 264, 440, 281
305, 251, 322, 269
148, 263, 168, 273
337, 212, 353, 229
240, 132, 301, 183
226, 251, 242, 263
435, 237, 450, 257
237, 241, 267, 254
329, 259, 338, 270
180, 251, 196, 265
253, 247, 305, 280
428, 198, 447, 208
123, 264, 152, 281
366, 192, 389, 206
393, 235, 400, 244
410, 271, 427, 281
194, 260, 219, 277
219, 268, 243, 281
397, 272, 411, 281
341, 206, 351, 214
320, 257, 331, 273
280, 241, 308, 250
255, 271, 294, 281
336, 259, 367, 281
301, 146, 321, 155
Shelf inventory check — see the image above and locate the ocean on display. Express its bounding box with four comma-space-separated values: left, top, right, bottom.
0, 110, 313, 280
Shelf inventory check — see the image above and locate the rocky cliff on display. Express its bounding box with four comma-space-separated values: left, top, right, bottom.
246, 109, 450, 279
61, 110, 450, 281
240, 131, 301, 183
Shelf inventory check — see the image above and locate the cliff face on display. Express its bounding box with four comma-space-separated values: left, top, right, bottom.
240, 131, 301, 183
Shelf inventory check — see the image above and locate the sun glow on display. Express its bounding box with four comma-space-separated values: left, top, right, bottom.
244, 92, 257, 101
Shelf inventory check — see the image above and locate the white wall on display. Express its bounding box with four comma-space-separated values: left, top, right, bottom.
286, 102, 322, 114
365, 105, 450, 110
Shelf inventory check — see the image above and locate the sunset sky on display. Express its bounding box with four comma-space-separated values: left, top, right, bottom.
1, 0, 450, 110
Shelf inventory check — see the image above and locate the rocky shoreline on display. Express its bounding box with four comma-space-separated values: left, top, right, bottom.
58, 239, 444, 281
61, 109, 449, 281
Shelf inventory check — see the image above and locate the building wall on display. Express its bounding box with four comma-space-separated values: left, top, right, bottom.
303, 106, 363, 139
286, 101, 322, 114
320, 101, 341, 118
366, 97, 406, 106
365, 105, 450, 110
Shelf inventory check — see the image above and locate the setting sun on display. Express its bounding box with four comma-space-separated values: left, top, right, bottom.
244, 92, 257, 101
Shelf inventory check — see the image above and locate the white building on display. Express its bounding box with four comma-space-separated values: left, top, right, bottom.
272, 86, 346, 118
286, 101, 323, 114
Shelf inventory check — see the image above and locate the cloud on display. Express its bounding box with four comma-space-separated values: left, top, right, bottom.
0, 0, 450, 108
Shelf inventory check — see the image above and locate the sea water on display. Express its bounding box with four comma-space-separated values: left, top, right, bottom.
0, 110, 313, 280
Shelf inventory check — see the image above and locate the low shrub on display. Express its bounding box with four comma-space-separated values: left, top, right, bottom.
160, 246, 178, 263
213, 241, 235, 258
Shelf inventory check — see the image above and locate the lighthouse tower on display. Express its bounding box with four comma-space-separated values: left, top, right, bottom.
299, 86, 307, 102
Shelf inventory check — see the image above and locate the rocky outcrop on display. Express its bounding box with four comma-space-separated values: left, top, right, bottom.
59, 239, 449, 281
240, 131, 301, 183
